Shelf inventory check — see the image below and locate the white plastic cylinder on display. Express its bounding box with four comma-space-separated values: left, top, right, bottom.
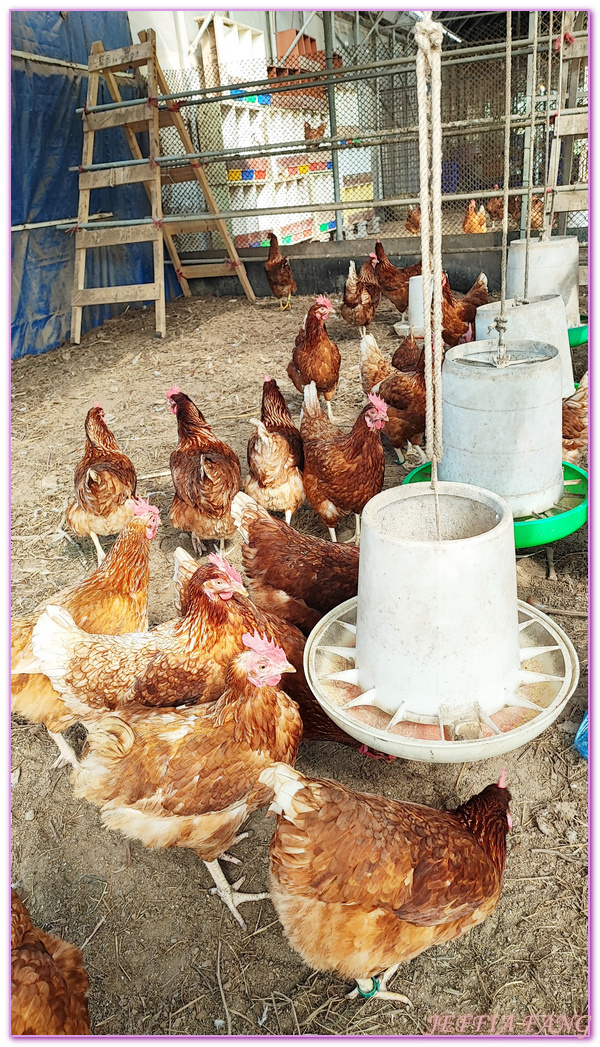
438, 341, 564, 516
475, 295, 575, 398
408, 274, 433, 327
506, 236, 580, 327
355, 483, 522, 720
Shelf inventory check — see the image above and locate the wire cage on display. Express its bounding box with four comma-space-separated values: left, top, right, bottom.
144, 10, 587, 258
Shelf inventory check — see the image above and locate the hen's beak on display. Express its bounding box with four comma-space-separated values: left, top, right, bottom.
282, 661, 296, 674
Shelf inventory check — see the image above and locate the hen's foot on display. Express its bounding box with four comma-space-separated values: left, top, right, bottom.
325, 400, 334, 422
216, 539, 235, 557
328, 527, 338, 543
545, 544, 557, 582
284, 509, 293, 526
347, 965, 411, 1004
203, 859, 268, 931
48, 731, 79, 770
191, 534, 206, 557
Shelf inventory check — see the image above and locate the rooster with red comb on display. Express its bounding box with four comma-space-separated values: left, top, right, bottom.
287, 296, 341, 421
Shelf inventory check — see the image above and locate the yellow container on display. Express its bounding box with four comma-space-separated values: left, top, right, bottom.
298, 164, 310, 174
227, 170, 242, 181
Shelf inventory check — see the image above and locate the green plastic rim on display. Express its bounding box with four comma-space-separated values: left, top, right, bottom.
402, 462, 588, 548
568, 325, 588, 347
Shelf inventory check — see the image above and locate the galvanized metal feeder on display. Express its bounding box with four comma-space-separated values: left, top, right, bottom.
304, 483, 579, 762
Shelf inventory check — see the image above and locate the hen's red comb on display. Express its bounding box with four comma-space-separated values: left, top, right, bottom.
132, 496, 160, 519
315, 294, 332, 310
93, 402, 102, 409
264, 374, 271, 382
242, 630, 289, 665
497, 768, 507, 789
368, 391, 388, 414
166, 385, 180, 399
208, 552, 243, 588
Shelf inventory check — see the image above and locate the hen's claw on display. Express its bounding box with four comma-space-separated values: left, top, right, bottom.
203, 859, 268, 930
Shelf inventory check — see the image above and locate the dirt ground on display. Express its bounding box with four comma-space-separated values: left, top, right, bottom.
11, 291, 588, 1036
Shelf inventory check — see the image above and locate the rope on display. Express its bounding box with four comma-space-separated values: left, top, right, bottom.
542, 12, 554, 242
523, 11, 538, 302
492, 11, 512, 365
414, 13, 444, 539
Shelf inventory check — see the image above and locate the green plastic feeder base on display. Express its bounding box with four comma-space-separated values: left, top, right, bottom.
568, 325, 588, 348
402, 462, 588, 548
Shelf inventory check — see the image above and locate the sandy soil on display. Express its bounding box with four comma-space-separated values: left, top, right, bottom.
11, 291, 588, 1036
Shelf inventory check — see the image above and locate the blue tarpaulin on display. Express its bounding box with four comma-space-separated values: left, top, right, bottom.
11, 11, 178, 360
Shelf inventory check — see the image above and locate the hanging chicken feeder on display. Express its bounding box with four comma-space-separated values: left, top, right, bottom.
475, 296, 575, 398
304, 483, 579, 762
437, 340, 564, 517
506, 235, 580, 328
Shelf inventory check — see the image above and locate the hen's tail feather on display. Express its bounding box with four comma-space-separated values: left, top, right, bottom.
85, 714, 135, 759
31, 605, 83, 684
259, 763, 312, 820
231, 491, 271, 542
301, 381, 320, 419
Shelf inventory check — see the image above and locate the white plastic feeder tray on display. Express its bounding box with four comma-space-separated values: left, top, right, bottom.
304, 483, 579, 762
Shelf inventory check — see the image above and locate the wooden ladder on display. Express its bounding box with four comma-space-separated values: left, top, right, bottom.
543, 14, 588, 238
71, 29, 255, 344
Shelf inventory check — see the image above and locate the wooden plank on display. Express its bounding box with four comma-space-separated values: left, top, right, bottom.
551, 189, 588, 212
87, 40, 152, 72
181, 264, 239, 279
566, 37, 588, 60
557, 111, 588, 138
79, 164, 154, 190
138, 30, 256, 304
128, 110, 175, 133
160, 164, 208, 185
146, 31, 167, 337
75, 226, 161, 249
72, 42, 101, 344
84, 104, 156, 131
579, 266, 588, 285
97, 45, 191, 301
72, 283, 159, 306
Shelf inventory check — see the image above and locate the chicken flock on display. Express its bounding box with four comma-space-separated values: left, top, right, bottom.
11, 235, 586, 1032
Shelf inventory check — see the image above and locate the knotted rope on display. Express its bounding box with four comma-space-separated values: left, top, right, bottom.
415, 13, 444, 537
492, 11, 513, 365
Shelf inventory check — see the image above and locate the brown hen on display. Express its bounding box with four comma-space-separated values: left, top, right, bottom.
11, 500, 159, 767
562, 372, 588, 464
371, 240, 422, 316
373, 346, 427, 463
167, 386, 242, 555
405, 206, 421, 235
231, 491, 359, 633
265, 231, 297, 309
339, 257, 381, 334
463, 199, 487, 234
65, 403, 137, 565
359, 333, 421, 462
71, 638, 303, 929
261, 764, 512, 1000
287, 296, 341, 420
441, 270, 488, 347
245, 375, 305, 524
301, 382, 388, 542
11, 889, 91, 1035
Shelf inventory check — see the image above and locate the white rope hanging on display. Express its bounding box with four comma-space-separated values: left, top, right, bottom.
492, 10, 513, 365
522, 10, 539, 302
414, 12, 444, 533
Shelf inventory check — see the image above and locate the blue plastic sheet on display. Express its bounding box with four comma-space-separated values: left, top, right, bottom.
574, 711, 588, 760
11, 11, 178, 360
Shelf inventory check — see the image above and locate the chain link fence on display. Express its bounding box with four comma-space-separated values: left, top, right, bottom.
149, 11, 587, 255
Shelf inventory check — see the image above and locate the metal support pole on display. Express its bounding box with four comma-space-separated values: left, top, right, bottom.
188, 13, 214, 58
323, 11, 343, 241
354, 11, 360, 49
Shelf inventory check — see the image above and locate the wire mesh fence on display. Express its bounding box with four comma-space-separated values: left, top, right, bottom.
149, 10, 587, 256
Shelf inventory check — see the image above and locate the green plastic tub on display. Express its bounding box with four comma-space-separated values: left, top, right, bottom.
402, 461, 588, 548
568, 325, 588, 348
